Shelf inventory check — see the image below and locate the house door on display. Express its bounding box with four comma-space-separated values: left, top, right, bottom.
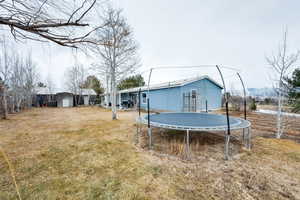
190, 90, 197, 112
182, 90, 197, 112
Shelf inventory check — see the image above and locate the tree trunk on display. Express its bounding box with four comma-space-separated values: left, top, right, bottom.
16, 98, 22, 112
11, 96, 15, 113
105, 74, 109, 106
111, 74, 117, 120
1, 87, 8, 119
111, 62, 117, 120
276, 87, 282, 138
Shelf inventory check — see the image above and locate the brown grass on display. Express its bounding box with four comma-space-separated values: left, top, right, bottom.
0, 107, 300, 199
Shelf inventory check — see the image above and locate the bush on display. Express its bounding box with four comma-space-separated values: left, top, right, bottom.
249, 99, 257, 111
291, 99, 300, 113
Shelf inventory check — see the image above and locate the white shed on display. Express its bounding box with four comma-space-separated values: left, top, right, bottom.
81, 89, 97, 106
56, 93, 73, 107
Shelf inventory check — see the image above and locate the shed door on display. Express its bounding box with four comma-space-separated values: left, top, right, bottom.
84, 96, 89, 105
62, 98, 69, 107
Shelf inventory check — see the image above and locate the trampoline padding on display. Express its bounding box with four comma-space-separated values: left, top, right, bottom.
140, 112, 251, 131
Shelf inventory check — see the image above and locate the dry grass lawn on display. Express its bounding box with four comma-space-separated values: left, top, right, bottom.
0, 107, 300, 200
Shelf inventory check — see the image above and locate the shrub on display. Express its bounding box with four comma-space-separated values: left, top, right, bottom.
249, 99, 257, 111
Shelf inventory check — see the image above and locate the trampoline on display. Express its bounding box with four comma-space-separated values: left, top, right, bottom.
140, 112, 250, 131
137, 112, 251, 159
135, 65, 252, 160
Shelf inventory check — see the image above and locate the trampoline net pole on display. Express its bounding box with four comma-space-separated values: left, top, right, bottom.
147, 98, 150, 128
139, 90, 142, 116
135, 89, 142, 145
225, 102, 231, 135
147, 98, 152, 149
216, 65, 231, 160
216, 65, 231, 136
244, 100, 247, 120
237, 72, 247, 120
146, 68, 153, 149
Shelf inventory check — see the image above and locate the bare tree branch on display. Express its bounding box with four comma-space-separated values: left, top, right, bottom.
0, 0, 106, 48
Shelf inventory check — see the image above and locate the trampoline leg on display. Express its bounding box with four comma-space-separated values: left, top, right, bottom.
242, 128, 245, 144
135, 122, 140, 145
186, 130, 190, 159
247, 127, 251, 150
224, 133, 230, 160
148, 127, 152, 149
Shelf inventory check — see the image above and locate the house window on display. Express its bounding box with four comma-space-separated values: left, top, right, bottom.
191, 89, 197, 98
142, 93, 147, 103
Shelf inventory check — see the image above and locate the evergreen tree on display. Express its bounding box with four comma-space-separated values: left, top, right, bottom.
286, 69, 300, 112
117, 75, 145, 90
82, 75, 104, 95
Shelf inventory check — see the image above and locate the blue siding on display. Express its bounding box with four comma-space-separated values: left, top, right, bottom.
140, 87, 181, 111
122, 78, 222, 112
181, 79, 222, 110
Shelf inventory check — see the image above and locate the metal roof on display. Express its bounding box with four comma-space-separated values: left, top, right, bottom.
35, 87, 96, 95
118, 75, 223, 94
294, 87, 300, 93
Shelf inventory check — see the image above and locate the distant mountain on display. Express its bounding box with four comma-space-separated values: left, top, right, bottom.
247, 87, 276, 98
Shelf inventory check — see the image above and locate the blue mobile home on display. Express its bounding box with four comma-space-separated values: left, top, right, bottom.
103, 76, 223, 112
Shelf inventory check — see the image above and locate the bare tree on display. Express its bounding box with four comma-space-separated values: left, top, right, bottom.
46, 73, 55, 101
0, 37, 39, 116
266, 29, 300, 138
65, 63, 86, 105
0, 39, 12, 119
9, 52, 35, 112
23, 53, 38, 108
93, 7, 140, 119
0, 0, 106, 48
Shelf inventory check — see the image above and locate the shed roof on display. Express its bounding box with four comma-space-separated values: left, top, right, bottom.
118, 75, 223, 94
294, 87, 300, 93
35, 87, 96, 95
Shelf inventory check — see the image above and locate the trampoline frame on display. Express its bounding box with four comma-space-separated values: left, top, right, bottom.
137, 112, 252, 159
